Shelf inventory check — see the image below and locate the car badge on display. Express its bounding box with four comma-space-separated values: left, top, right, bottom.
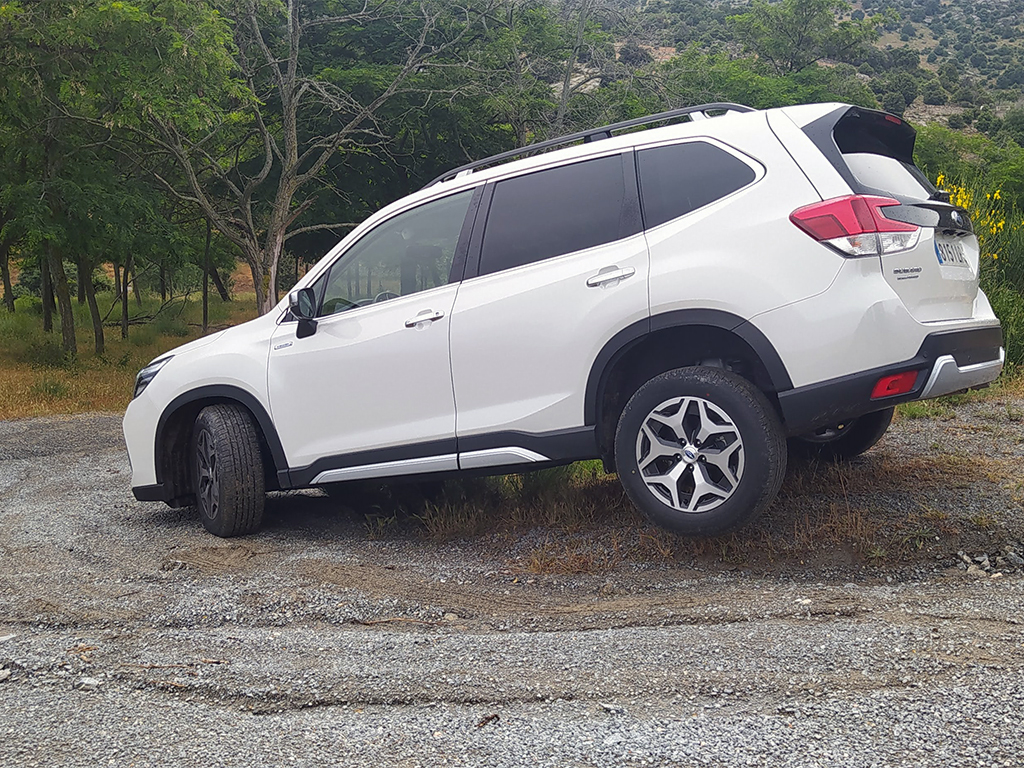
951, 210, 963, 228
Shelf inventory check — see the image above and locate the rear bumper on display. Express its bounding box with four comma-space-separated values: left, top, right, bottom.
778, 325, 1003, 436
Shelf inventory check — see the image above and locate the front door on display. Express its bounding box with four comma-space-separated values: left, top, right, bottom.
268, 189, 475, 483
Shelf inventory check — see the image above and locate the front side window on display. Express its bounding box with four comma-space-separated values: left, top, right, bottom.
478, 154, 636, 277
317, 189, 474, 317
637, 141, 757, 229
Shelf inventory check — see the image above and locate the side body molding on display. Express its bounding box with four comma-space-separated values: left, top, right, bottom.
156, 385, 291, 488
583, 309, 793, 425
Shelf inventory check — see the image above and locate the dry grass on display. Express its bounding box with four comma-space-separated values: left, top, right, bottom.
379, 443, 1016, 573
0, 293, 257, 419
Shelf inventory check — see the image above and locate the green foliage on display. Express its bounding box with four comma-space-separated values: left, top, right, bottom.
728, 0, 887, 74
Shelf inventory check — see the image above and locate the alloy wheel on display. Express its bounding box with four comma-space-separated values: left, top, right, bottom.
634, 396, 745, 513
196, 429, 220, 521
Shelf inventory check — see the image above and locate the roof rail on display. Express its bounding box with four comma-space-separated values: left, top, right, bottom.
424, 102, 755, 188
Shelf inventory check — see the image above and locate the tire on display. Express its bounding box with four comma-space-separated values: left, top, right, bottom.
789, 407, 894, 462
614, 367, 787, 537
193, 404, 265, 537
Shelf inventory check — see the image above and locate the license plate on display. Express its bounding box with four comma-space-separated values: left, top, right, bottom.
935, 239, 968, 267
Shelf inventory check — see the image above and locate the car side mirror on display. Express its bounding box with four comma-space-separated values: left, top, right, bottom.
288, 287, 318, 338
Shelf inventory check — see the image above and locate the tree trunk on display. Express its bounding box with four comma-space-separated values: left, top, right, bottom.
121, 254, 132, 340
210, 267, 231, 302
46, 243, 76, 358
77, 256, 86, 304
159, 261, 166, 302
113, 262, 122, 301
253, 249, 280, 316
42, 255, 53, 333
0, 237, 14, 313
83, 264, 104, 356
131, 263, 142, 307
555, 0, 591, 132
203, 220, 211, 333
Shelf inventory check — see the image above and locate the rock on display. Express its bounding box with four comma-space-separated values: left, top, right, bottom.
0, 634, 14, 643
443, 613, 459, 622
966, 564, 987, 578
0, 669, 10, 682
1004, 551, 1024, 568
958, 552, 972, 566
974, 554, 990, 569
599, 702, 626, 715
77, 677, 102, 692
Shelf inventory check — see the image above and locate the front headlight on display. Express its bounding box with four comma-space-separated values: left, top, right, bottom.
133, 356, 173, 399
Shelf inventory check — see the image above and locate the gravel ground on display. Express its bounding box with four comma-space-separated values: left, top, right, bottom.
1, 405, 1023, 767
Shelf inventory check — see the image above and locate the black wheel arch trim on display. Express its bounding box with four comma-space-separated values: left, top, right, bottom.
583, 309, 794, 426
155, 385, 290, 488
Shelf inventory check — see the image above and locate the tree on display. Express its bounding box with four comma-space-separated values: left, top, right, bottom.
728, 0, 887, 75
111, 0, 498, 315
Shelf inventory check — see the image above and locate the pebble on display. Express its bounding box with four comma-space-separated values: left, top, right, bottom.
76, 678, 102, 692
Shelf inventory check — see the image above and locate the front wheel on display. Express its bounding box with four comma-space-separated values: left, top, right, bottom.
789, 408, 894, 462
614, 367, 787, 537
193, 404, 265, 537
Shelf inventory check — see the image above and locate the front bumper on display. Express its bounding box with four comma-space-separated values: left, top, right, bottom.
778, 325, 1003, 436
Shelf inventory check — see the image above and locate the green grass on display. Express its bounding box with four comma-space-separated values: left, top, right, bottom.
0, 291, 257, 419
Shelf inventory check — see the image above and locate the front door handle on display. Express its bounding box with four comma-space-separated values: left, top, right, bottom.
586, 266, 636, 287
404, 309, 445, 328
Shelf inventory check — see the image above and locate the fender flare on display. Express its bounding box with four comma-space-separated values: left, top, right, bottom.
155, 385, 290, 487
583, 309, 793, 425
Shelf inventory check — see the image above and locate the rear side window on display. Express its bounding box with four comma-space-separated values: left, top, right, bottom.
637, 141, 756, 229
479, 154, 637, 276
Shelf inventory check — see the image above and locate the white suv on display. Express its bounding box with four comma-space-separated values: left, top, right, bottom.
123, 102, 1004, 538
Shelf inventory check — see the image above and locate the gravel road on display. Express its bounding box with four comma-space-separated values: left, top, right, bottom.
1, 408, 1023, 767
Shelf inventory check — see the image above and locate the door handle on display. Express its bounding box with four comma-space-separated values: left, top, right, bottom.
404, 309, 445, 328
586, 266, 636, 287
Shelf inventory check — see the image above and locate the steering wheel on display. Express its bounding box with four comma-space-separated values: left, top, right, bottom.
373, 291, 400, 303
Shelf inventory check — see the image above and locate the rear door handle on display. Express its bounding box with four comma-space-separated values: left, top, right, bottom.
404, 309, 445, 328
586, 266, 636, 287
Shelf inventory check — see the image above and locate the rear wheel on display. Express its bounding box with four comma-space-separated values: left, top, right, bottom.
614, 367, 787, 537
193, 404, 265, 537
790, 408, 894, 462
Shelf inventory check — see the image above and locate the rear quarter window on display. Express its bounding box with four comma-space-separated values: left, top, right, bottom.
637, 141, 757, 229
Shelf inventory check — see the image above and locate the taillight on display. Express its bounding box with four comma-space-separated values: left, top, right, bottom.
790, 195, 921, 257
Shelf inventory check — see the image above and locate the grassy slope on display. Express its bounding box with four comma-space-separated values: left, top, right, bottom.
0, 293, 258, 420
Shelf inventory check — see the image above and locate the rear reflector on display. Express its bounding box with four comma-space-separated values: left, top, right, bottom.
791, 195, 920, 257
871, 370, 919, 399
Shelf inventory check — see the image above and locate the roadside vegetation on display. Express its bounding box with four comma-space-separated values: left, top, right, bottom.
0, 291, 256, 419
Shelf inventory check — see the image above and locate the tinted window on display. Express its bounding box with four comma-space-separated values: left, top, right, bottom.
479, 155, 635, 276
842, 153, 934, 200
316, 189, 473, 317
637, 142, 756, 229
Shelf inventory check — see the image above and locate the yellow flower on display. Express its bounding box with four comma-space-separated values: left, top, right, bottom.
994, 190, 1001, 200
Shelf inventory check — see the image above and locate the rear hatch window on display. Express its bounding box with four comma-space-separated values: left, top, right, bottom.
832, 110, 936, 201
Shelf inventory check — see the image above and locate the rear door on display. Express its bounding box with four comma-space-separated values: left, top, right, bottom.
802, 107, 979, 322
448, 151, 648, 467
